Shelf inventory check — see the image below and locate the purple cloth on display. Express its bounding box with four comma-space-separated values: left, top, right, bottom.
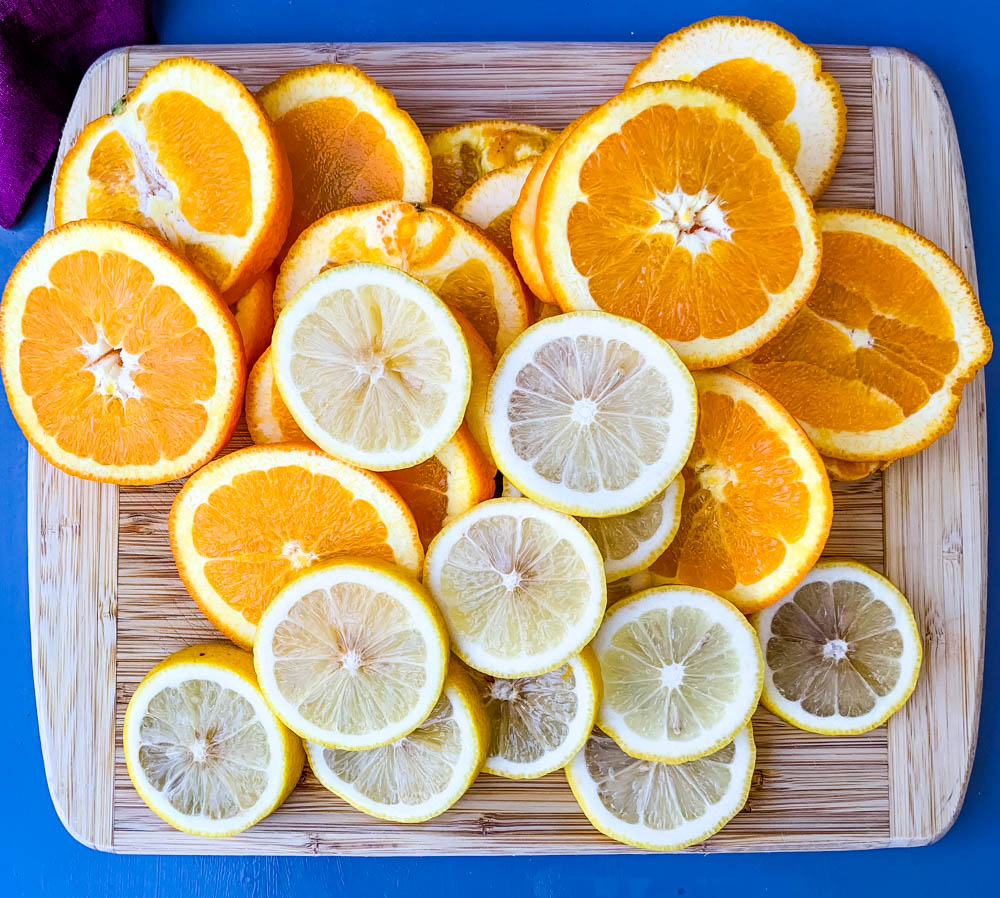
0, 1, 154, 228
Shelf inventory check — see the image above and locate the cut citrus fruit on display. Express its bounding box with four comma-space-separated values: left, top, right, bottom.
274, 200, 530, 354
732, 209, 993, 461
254, 557, 449, 749
626, 16, 846, 198
305, 663, 488, 822
486, 311, 697, 517
537, 80, 821, 369
566, 725, 755, 850
453, 157, 537, 259
233, 271, 274, 367
244, 347, 309, 445
428, 120, 556, 208
593, 585, 763, 763
169, 443, 422, 647
424, 497, 606, 677
258, 64, 432, 252
651, 369, 832, 613
823, 455, 887, 482
123, 643, 304, 837
753, 560, 922, 735
454, 310, 497, 468
54, 57, 291, 302
0, 219, 244, 484
271, 262, 471, 471
466, 649, 601, 779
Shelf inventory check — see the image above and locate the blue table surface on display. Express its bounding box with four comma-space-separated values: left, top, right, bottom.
3, 1, 998, 894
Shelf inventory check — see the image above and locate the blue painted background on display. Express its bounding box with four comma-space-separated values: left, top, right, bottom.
2, 1, 997, 894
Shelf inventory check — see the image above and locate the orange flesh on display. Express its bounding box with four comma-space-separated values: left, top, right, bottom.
485, 207, 515, 256
18, 250, 217, 466
86, 131, 152, 229
383, 457, 450, 547
566, 104, 803, 342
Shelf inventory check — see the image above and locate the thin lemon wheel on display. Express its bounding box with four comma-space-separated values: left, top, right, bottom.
424, 497, 606, 678
272, 261, 471, 471
305, 664, 488, 822
566, 725, 755, 851
486, 311, 697, 517
593, 585, 763, 763
752, 560, 922, 735
254, 558, 449, 749
123, 643, 304, 837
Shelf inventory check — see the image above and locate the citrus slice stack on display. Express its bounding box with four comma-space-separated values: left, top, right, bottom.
123, 644, 304, 837
428, 120, 556, 208
486, 312, 697, 517
232, 272, 275, 367
651, 369, 833, 613
258, 64, 432, 251
453, 158, 537, 259
305, 664, 488, 822
54, 57, 291, 302
274, 200, 529, 354
536, 81, 821, 368
0, 219, 244, 484
753, 561, 922, 735
626, 16, 846, 198
271, 262, 471, 471
244, 347, 309, 445
733, 209, 993, 461
169, 444, 422, 647
254, 558, 449, 748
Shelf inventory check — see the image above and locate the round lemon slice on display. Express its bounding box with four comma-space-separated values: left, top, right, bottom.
424, 497, 606, 677
305, 664, 488, 822
271, 261, 471, 471
253, 558, 449, 749
566, 725, 755, 851
123, 644, 304, 837
593, 586, 763, 763
753, 560, 922, 735
486, 311, 697, 517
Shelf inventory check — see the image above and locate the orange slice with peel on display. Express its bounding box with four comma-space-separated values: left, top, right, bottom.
453, 157, 537, 260
649, 368, 832, 613
169, 443, 423, 648
822, 456, 887, 482
0, 219, 244, 485
626, 16, 847, 198
537, 80, 821, 369
244, 347, 308, 445
453, 310, 497, 469
53, 57, 291, 303
232, 271, 274, 367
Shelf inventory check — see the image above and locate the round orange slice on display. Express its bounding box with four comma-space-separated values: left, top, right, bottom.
232, 271, 274, 367
0, 219, 244, 485
169, 443, 423, 647
732, 209, 992, 461
428, 120, 556, 209
453, 157, 537, 259
53, 57, 291, 303
274, 200, 529, 354
537, 80, 821, 369
822, 456, 887, 482
244, 347, 308, 445
649, 368, 832, 613
257, 64, 432, 252
626, 16, 847, 198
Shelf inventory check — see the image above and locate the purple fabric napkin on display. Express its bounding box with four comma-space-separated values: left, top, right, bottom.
0, 0, 154, 228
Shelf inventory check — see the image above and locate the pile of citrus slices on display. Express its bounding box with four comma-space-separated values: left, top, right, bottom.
0, 15, 991, 849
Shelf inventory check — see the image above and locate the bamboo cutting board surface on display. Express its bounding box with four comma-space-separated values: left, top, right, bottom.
30, 41, 987, 855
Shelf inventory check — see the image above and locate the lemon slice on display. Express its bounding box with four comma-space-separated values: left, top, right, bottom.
271, 261, 471, 471
593, 585, 763, 763
566, 726, 755, 851
123, 644, 304, 837
424, 497, 606, 677
486, 311, 697, 517
253, 558, 449, 749
466, 649, 601, 779
305, 665, 488, 822
752, 560, 922, 735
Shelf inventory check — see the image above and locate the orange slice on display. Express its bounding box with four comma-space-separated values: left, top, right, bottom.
53, 57, 291, 303
537, 80, 821, 369
169, 443, 422, 647
732, 209, 992, 461
274, 200, 529, 354
822, 456, 887, 482
257, 64, 432, 252
244, 347, 308, 445
0, 219, 244, 484
626, 16, 847, 198
428, 120, 556, 208
649, 369, 832, 613
232, 271, 274, 367
453, 157, 537, 259
453, 310, 497, 469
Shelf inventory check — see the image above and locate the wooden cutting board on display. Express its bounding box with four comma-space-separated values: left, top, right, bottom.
30, 41, 987, 855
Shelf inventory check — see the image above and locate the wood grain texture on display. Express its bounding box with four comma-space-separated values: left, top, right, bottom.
28, 40, 983, 854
